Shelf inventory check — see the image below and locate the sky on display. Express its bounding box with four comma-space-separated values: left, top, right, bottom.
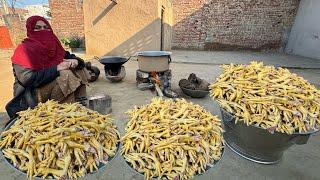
7, 0, 48, 8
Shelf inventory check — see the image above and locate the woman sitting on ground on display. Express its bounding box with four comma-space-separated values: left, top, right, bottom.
6, 16, 89, 120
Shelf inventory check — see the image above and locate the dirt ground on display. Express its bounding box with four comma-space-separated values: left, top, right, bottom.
0, 50, 15, 113
0, 50, 319, 179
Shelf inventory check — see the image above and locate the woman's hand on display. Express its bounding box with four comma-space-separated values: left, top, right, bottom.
64, 59, 78, 68
57, 61, 72, 71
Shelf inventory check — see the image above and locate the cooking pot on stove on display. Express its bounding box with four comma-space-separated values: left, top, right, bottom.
135, 51, 172, 72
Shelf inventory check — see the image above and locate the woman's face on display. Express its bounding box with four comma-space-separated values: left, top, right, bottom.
34, 20, 51, 31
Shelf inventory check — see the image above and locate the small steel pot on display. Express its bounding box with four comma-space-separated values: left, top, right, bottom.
135, 51, 172, 72
220, 108, 319, 164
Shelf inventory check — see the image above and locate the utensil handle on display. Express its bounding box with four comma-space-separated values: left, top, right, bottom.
290, 134, 310, 145
155, 84, 164, 97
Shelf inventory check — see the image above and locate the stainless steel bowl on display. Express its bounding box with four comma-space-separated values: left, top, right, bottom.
1, 118, 120, 179
123, 148, 224, 179
220, 108, 319, 164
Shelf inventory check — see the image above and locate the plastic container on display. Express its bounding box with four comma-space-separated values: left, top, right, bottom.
136, 51, 172, 72
220, 108, 318, 164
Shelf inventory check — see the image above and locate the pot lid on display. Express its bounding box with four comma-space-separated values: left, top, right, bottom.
135, 51, 172, 57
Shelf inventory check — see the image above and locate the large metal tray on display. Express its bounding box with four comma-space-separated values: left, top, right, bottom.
1, 118, 120, 179
220, 108, 319, 164
124, 147, 224, 179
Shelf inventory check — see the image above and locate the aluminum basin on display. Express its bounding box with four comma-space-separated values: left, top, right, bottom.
1, 118, 120, 179
124, 148, 224, 179
220, 108, 318, 164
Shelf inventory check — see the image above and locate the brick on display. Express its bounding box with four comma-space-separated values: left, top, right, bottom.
172, 0, 300, 51
49, 0, 84, 38
49, 0, 299, 51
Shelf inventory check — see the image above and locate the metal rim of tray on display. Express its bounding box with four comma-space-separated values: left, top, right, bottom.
220, 108, 320, 135
179, 85, 209, 98
123, 147, 225, 179
1, 118, 121, 179
135, 51, 172, 57
98, 56, 130, 65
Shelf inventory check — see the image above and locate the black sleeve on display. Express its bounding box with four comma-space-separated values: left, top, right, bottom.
13, 64, 59, 88
64, 51, 85, 69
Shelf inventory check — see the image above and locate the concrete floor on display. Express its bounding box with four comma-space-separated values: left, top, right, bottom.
171, 50, 320, 69
0, 50, 319, 179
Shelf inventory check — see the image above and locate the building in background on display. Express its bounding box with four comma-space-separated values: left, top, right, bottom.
49, 0, 301, 54
286, 0, 320, 60
48, 0, 172, 55
49, 0, 84, 38
83, 0, 173, 56
0, 7, 28, 20
172, 0, 300, 51
25, 4, 50, 20
48, 0, 320, 60
0, 5, 28, 47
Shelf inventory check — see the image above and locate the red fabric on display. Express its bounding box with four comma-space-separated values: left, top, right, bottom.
0, 26, 13, 49
11, 16, 65, 70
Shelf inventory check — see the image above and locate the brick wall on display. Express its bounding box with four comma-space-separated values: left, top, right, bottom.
172, 0, 300, 51
49, 0, 84, 38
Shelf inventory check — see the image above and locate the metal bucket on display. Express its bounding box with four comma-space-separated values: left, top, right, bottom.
87, 94, 112, 114
220, 108, 318, 164
1, 118, 120, 179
